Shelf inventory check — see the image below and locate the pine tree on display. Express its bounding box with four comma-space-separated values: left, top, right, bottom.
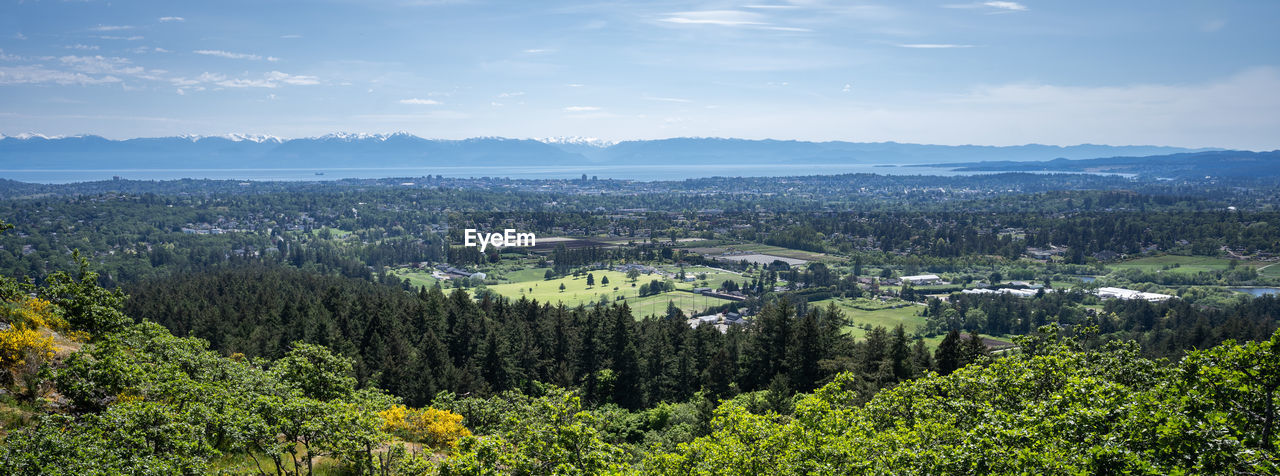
935, 329, 963, 375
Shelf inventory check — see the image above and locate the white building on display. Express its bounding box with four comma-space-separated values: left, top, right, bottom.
901, 274, 943, 285
1096, 287, 1173, 302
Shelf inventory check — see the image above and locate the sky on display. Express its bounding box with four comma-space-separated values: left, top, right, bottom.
0, 0, 1277, 149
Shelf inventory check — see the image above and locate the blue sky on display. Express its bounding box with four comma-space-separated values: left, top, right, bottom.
1, 0, 1277, 149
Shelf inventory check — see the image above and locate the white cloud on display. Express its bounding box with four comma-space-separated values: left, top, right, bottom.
281, 34, 303, 39
193, 50, 279, 61
896, 43, 975, 48
564, 106, 600, 112
171, 71, 317, 88
13, 33, 26, 40
644, 96, 692, 103
91, 25, 135, 32
96, 35, 145, 41
983, 1, 1027, 11
945, 1, 1027, 12
523, 49, 552, 54
0, 65, 122, 85
66, 44, 100, 51
661, 10, 766, 26
59, 55, 145, 76
159, 16, 185, 22
400, 98, 441, 105
0, 49, 21, 61
497, 91, 524, 98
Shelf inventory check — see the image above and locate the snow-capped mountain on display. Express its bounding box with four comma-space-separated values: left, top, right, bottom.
0, 132, 1215, 171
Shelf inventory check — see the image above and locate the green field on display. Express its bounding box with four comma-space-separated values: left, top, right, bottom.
501, 267, 552, 283
627, 291, 735, 318
1108, 255, 1254, 275
1260, 263, 1280, 277
811, 297, 927, 338
481, 271, 733, 316
668, 266, 742, 290
390, 268, 439, 288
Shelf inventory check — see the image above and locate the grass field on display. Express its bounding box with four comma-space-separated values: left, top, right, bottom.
669, 266, 742, 290
482, 271, 733, 316
390, 268, 439, 288
1107, 255, 1261, 275
810, 297, 927, 338
731, 243, 841, 262
1260, 263, 1280, 277
501, 267, 551, 283
628, 291, 735, 318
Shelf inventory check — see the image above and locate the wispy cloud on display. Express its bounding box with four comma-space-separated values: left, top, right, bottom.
644, 96, 692, 103
896, 43, 975, 49
983, 1, 1027, 11
193, 50, 279, 61
13, 33, 26, 40
658, 9, 811, 32
65, 44, 100, 51
90, 25, 135, 32
96, 35, 145, 41
174, 71, 318, 88
497, 91, 525, 98
660, 10, 766, 27
523, 48, 552, 54
564, 106, 600, 112
0, 65, 122, 85
945, 1, 1027, 13
399, 98, 441, 105
158, 16, 185, 22
280, 34, 303, 39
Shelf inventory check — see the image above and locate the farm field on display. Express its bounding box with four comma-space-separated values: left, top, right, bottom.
667, 266, 742, 290
390, 268, 439, 288
731, 243, 840, 262
485, 270, 634, 307
1260, 263, 1280, 277
1107, 255, 1265, 275
811, 296, 927, 338
627, 291, 736, 318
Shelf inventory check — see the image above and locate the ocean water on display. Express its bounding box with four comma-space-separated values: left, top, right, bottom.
0, 163, 1071, 184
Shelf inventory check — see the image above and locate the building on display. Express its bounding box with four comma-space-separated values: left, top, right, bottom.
1096, 287, 1173, 302
901, 274, 943, 285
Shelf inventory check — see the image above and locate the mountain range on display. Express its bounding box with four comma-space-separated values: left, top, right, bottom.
0, 133, 1216, 170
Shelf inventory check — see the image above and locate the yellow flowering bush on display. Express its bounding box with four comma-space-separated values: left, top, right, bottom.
0, 327, 54, 369
379, 404, 472, 449
0, 298, 60, 372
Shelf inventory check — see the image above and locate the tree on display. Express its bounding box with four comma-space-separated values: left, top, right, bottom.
559, 283, 566, 292
587, 273, 595, 287
935, 329, 963, 375
601, 275, 609, 286
544, 269, 555, 280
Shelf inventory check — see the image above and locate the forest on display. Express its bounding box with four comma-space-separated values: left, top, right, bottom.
0, 170, 1278, 474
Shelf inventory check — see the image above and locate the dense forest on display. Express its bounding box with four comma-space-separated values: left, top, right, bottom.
1, 258, 1277, 474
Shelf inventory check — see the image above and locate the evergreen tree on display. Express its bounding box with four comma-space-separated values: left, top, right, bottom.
935, 329, 963, 375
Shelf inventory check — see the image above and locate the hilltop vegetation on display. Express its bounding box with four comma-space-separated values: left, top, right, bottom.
1, 258, 1278, 474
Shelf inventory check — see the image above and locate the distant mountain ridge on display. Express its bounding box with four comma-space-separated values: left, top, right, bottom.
0, 133, 1219, 170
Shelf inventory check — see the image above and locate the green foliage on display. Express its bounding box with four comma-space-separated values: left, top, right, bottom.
39, 251, 130, 337
641, 330, 1280, 474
